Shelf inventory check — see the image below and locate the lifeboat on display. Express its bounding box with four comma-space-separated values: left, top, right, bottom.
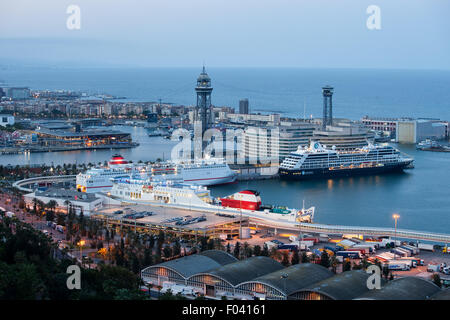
220, 190, 262, 211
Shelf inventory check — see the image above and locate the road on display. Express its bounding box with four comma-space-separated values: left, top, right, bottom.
0, 191, 101, 268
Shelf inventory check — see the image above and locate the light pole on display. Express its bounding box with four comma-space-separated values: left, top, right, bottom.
393, 214, 400, 259
239, 196, 242, 240
281, 273, 288, 299
78, 240, 85, 266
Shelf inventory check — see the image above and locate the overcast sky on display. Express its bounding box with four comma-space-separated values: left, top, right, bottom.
1, 0, 449, 69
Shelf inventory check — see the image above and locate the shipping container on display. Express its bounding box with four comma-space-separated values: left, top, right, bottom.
336, 251, 362, 259
390, 249, 408, 257
401, 244, 420, 255
385, 262, 410, 271
394, 247, 411, 257
418, 243, 435, 252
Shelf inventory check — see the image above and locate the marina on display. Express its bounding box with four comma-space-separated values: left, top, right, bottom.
8, 131, 450, 234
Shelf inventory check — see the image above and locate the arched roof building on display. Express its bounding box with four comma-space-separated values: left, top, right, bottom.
186, 256, 284, 298
292, 270, 372, 300
355, 277, 441, 300
141, 250, 237, 286
429, 288, 450, 300
236, 263, 334, 300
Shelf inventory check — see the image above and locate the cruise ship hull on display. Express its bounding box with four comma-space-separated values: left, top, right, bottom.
183, 174, 237, 186
279, 162, 412, 180
79, 174, 237, 193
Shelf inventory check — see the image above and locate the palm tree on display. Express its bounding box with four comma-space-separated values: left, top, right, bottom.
32, 197, 39, 214
63, 200, 72, 214
269, 247, 282, 261
46, 200, 58, 221
330, 255, 341, 273
33, 199, 45, 216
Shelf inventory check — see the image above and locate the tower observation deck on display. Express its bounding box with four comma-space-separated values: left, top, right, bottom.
195, 66, 213, 136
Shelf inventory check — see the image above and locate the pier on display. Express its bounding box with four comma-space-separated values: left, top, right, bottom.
252, 219, 450, 244
14, 173, 450, 244
101, 199, 450, 244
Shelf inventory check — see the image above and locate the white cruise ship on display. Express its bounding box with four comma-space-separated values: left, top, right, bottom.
110, 179, 214, 207
109, 179, 314, 223
279, 141, 414, 180
76, 154, 237, 193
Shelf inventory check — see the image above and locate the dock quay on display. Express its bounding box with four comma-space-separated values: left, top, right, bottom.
2, 143, 139, 154
99, 199, 450, 244
14, 173, 450, 244
1, 147, 24, 155
92, 204, 248, 238
229, 163, 279, 181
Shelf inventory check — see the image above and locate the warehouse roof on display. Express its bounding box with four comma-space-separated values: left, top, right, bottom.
144, 250, 237, 278
355, 277, 441, 300
202, 256, 284, 286
298, 270, 372, 300
239, 263, 334, 296
199, 250, 238, 266
429, 288, 450, 300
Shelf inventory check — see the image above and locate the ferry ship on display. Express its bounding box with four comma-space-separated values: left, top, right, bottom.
279, 141, 414, 180
76, 154, 237, 193
416, 139, 439, 149
109, 180, 314, 223
416, 139, 450, 152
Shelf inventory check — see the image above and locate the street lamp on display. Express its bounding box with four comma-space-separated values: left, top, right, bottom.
393, 214, 400, 259
239, 196, 242, 240
281, 273, 288, 299
77, 240, 86, 266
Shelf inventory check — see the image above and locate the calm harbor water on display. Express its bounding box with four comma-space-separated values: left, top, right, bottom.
1, 126, 178, 166
211, 143, 450, 235
2, 67, 450, 120
1, 67, 449, 234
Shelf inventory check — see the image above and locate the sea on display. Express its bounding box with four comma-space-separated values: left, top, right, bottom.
1, 67, 449, 234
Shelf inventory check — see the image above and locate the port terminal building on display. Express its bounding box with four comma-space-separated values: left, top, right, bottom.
312, 122, 375, 152
141, 251, 444, 300
395, 119, 448, 144
32, 128, 135, 149
362, 116, 448, 143
24, 187, 103, 214
243, 122, 316, 162
242, 120, 374, 163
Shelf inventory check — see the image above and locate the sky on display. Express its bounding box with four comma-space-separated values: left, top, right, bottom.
0, 0, 449, 69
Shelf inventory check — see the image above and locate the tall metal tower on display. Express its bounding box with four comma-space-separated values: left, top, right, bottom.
195, 66, 213, 136
322, 85, 334, 130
